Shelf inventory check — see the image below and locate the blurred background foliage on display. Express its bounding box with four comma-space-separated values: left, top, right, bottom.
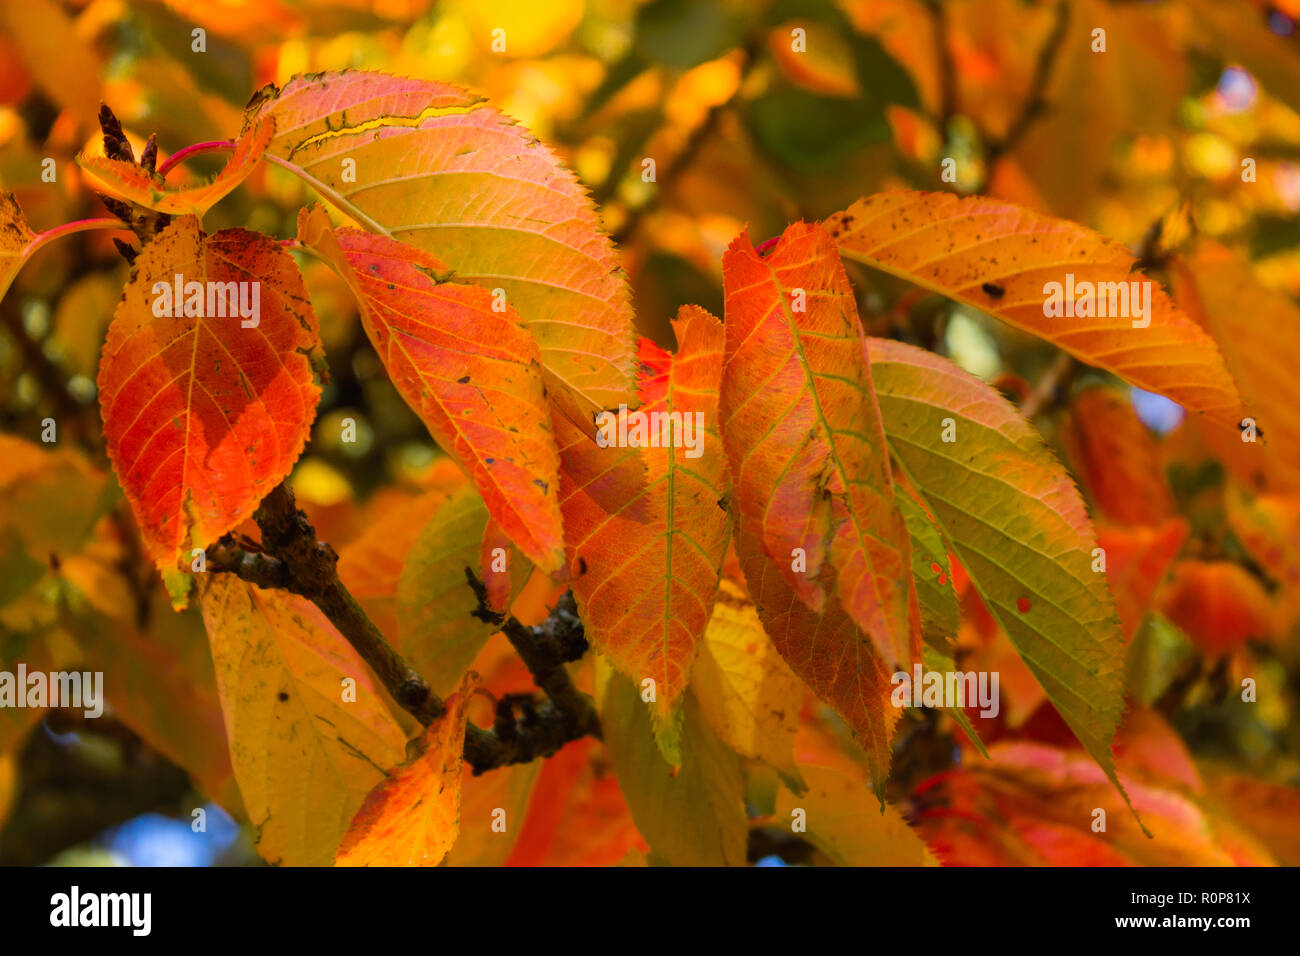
0, 0, 1298, 865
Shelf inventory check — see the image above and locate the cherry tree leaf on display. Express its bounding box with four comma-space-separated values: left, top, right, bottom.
0, 192, 36, 303
397, 484, 530, 697
336, 671, 478, 867
598, 671, 747, 866
200, 576, 411, 866
720, 220, 919, 671
1063, 385, 1176, 526
869, 338, 1130, 807
98, 216, 323, 571
826, 191, 1245, 427
734, 524, 900, 797
561, 306, 732, 752
78, 118, 274, 217
247, 71, 636, 422
297, 206, 564, 572
693, 577, 805, 788
1172, 242, 1300, 494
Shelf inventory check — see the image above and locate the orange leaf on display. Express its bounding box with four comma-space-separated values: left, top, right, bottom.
1096, 518, 1188, 641
336, 671, 478, 867
1172, 242, 1300, 494
298, 206, 564, 572
914, 741, 1252, 866
78, 118, 274, 217
826, 191, 1245, 427
560, 306, 732, 731
735, 525, 899, 797
1158, 560, 1273, 657
720, 221, 919, 671
479, 514, 513, 614
1063, 385, 1175, 526
247, 71, 636, 423
505, 736, 647, 866
98, 217, 322, 570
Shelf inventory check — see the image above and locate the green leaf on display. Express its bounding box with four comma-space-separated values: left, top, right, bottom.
599, 671, 747, 866
397, 484, 531, 698
743, 88, 889, 172
869, 339, 1129, 802
896, 491, 960, 651
634, 0, 736, 69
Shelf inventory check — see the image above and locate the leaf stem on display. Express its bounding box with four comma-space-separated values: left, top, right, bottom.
23, 217, 131, 260
155, 140, 235, 178
262, 154, 394, 237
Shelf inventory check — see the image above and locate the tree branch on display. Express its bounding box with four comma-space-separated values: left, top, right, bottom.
209, 483, 443, 723
207, 483, 600, 773
985, 1, 1069, 164
924, 0, 958, 132
1018, 349, 1077, 419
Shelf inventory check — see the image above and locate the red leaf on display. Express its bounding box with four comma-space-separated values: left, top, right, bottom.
98, 217, 322, 570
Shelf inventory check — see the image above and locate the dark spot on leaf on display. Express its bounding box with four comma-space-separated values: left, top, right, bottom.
458, 375, 470, 384
278, 692, 289, 702
981, 282, 1005, 299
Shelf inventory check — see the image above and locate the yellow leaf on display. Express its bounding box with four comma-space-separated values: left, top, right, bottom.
693, 578, 804, 788
200, 576, 410, 866
775, 766, 934, 866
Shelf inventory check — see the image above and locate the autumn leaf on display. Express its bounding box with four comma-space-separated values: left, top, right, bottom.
297, 206, 564, 572
336, 671, 478, 867
869, 338, 1130, 805
1063, 385, 1176, 527
504, 736, 647, 866
598, 671, 747, 866
720, 221, 919, 671
733, 524, 900, 798
1097, 518, 1189, 641
692, 577, 804, 788
98, 216, 323, 572
397, 484, 530, 696
1202, 767, 1300, 866
562, 306, 732, 753
78, 117, 275, 218
0, 192, 36, 304
1172, 241, 1300, 494
1158, 560, 1273, 658
915, 741, 1262, 866
247, 71, 636, 421
200, 576, 411, 866
337, 481, 461, 640
776, 766, 933, 865
896, 489, 960, 651
478, 514, 513, 614
0, 434, 110, 566
445, 761, 541, 867
826, 191, 1245, 427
